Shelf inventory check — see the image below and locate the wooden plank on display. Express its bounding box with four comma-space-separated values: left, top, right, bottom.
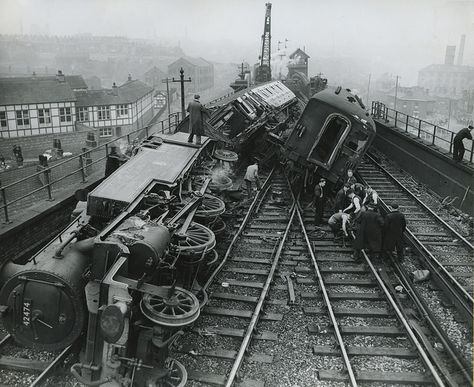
204, 307, 283, 321
188, 370, 265, 387
192, 327, 277, 341
319, 267, 368, 274
300, 291, 384, 300
212, 292, 258, 303
304, 307, 391, 317
285, 275, 296, 304
224, 267, 269, 275
318, 370, 432, 384
296, 278, 316, 285
312, 346, 417, 358
231, 257, 271, 264
244, 224, 287, 230
226, 280, 264, 288
324, 278, 376, 286
0, 356, 49, 372
308, 325, 405, 336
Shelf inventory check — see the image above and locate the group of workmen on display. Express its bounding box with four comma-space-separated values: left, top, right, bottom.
313, 169, 407, 262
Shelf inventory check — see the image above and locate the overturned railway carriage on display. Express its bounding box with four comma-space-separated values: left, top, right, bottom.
178, 81, 300, 149
284, 87, 376, 186
0, 132, 225, 386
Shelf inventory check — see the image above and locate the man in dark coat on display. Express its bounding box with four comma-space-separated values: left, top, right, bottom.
333, 183, 350, 213
353, 204, 384, 261
453, 125, 473, 162
187, 94, 207, 145
313, 178, 326, 226
382, 203, 406, 260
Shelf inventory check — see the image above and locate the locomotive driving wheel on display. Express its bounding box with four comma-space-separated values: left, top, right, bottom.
213, 149, 238, 162
176, 194, 225, 218
173, 222, 216, 254
140, 286, 200, 327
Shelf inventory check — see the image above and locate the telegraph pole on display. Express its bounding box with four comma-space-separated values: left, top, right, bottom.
394, 75, 400, 112
366, 73, 371, 106
161, 77, 172, 118
172, 67, 191, 120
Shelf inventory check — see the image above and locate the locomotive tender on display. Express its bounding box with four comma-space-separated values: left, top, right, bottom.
0, 132, 224, 386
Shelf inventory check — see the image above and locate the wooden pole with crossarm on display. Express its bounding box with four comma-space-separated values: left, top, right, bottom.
172, 68, 191, 121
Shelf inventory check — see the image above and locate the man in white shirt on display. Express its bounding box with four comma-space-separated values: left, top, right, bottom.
244, 159, 261, 197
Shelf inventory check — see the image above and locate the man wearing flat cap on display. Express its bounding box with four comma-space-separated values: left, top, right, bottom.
453, 124, 474, 162
186, 94, 208, 145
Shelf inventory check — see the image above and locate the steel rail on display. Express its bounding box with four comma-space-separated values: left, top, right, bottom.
29, 344, 73, 387
363, 153, 474, 251
357, 163, 474, 321
203, 168, 275, 292
387, 253, 472, 386
225, 182, 296, 387
290, 189, 358, 387
358, 249, 446, 387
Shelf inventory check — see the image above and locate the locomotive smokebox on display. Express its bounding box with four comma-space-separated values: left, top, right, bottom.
0, 238, 94, 351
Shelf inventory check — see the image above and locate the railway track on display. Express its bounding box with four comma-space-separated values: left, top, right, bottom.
169, 170, 465, 386
0, 332, 75, 386
357, 154, 473, 327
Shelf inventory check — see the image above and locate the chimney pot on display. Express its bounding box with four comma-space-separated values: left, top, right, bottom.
128, 74, 132, 81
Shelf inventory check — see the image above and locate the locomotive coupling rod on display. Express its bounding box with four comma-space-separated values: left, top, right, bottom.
174, 178, 211, 236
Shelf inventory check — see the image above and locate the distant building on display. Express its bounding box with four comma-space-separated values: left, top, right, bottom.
168, 57, 214, 93
74, 76, 154, 138
386, 86, 435, 118
418, 64, 474, 98
0, 72, 78, 138
287, 48, 310, 78
143, 66, 167, 89
84, 76, 102, 90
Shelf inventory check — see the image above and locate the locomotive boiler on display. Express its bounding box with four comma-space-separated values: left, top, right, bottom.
283, 87, 376, 187
0, 132, 226, 386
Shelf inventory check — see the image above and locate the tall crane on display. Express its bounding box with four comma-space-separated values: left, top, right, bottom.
255, 2, 272, 84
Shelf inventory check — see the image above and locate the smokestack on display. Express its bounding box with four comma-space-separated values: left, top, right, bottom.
457, 34, 466, 66
444, 45, 456, 66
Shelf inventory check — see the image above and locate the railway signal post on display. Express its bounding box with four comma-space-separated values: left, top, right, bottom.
172, 68, 192, 121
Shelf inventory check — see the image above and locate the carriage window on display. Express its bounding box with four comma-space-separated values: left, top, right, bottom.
308, 115, 349, 164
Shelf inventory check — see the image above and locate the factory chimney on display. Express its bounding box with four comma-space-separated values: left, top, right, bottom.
444, 45, 456, 65
456, 34, 466, 66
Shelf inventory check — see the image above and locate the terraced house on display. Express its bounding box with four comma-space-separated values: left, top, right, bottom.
0, 72, 154, 141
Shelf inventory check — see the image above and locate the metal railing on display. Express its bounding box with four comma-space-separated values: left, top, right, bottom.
0, 112, 181, 224
371, 101, 474, 163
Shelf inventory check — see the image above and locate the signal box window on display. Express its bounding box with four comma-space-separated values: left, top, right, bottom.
99, 127, 113, 137
98, 106, 111, 120
307, 114, 350, 166
38, 108, 51, 124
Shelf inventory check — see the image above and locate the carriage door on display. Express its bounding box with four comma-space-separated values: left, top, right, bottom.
306, 113, 351, 168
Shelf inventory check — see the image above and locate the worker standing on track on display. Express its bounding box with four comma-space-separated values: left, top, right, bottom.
345, 168, 357, 186
343, 188, 362, 225
382, 203, 407, 261
452, 125, 473, 162
353, 204, 384, 261
313, 178, 326, 226
244, 159, 261, 198
187, 94, 207, 146
333, 183, 350, 213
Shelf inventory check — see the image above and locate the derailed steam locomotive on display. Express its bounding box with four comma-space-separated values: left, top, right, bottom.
0, 132, 224, 386
0, 80, 376, 386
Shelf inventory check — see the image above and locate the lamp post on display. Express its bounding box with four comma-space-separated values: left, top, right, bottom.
161, 77, 172, 119
394, 75, 400, 112
172, 67, 191, 121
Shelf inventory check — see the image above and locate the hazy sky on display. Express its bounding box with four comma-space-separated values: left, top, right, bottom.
1, 0, 473, 85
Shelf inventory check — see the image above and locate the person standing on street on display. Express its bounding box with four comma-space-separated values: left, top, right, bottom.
244, 159, 261, 198
382, 203, 407, 261
314, 178, 326, 226
453, 125, 473, 162
187, 94, 207, 145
